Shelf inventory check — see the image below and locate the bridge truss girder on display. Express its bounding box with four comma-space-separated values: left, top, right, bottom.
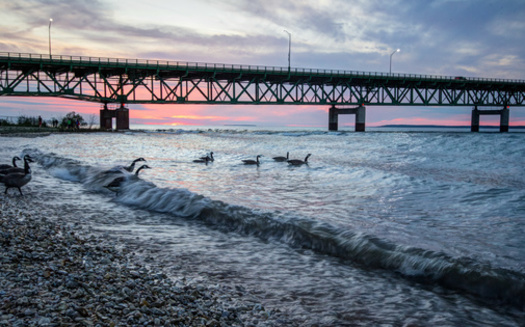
1, 67, 524, 108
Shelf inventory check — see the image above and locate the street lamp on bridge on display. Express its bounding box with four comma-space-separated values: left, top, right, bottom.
283, 29, 291, 72
48, 18, 53, 57
390, 48, 400, 74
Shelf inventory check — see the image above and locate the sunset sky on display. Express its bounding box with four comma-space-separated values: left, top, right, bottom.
1, 0, 524, 127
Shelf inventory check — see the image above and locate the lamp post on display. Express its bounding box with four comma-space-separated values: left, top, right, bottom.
389, 48, 400, 74
283, 29, 291, 72
48, 18, 53, 57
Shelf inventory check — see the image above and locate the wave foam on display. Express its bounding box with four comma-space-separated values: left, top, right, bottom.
27, 148, 525, 309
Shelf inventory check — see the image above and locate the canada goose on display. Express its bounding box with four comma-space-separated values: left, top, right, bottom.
0, 155, 32, 175
0, 156, 21, 170
193, 156, 210, 164
123, 157, 146, 172
105, 164, 151, 192
135, 164, 151, 175
272, 152, 289, 162
287, 154, 311, 166
0, 155, 34, 195
200, 152, 214, 162
242, 155, 261, 165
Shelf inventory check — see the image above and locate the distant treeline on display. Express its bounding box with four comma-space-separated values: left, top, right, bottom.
0, 112, 98, 130
0, 115, 47, 127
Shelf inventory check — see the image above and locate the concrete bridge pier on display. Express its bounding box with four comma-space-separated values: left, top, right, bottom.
100, 103, 130, 130
100, 104, 113, 130
329, 105, 366, 132
471, 106, 509, 132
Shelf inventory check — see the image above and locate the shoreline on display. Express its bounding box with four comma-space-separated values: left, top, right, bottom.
3, 126, 525, 138
0, 195, 291, 326
0, 126, 112, 138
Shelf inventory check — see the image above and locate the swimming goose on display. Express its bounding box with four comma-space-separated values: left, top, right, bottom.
0, 156, 21, 170
105, 164, 151, 192
200, 152, 214, 162
287, 154, 311, 166
242, 155, 261, 165
193, 156, 210, 164
0, 155, 32, 175
123, 157, 146, 172
0, 155, 34, 195
272, 152, 289, 162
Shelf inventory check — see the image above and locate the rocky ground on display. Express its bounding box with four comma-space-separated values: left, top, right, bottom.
0, 196, 293, 327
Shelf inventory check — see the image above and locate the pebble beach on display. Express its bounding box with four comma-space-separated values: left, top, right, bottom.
0, 192, 291, 327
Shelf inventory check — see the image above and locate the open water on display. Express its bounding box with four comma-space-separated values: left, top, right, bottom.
1, 127, 524, 326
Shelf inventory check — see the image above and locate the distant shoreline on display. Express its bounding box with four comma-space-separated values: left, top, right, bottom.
2, 125, 525, 137
223, 124, 257, 127
379, 124, 525, 129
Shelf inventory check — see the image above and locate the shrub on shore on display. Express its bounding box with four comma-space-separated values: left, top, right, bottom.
60, 111, 86, 130
0, 115, 48, 127
0, 113, 88, 130
17, 115, 47, 127
0, 113, 107, 134
0, 119, 13, 126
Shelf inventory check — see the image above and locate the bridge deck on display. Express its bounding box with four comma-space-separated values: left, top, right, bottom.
1, 52, 524, 106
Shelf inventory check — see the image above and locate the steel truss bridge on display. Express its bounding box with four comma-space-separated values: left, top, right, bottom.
1, 52, 524, 130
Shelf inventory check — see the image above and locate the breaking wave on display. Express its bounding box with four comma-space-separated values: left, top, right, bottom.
24, 148, 525, 310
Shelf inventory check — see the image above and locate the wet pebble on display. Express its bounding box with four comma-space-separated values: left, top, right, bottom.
0, 196, 295, 326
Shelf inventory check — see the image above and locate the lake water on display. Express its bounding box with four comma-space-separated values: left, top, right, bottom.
2, 126, 524, 326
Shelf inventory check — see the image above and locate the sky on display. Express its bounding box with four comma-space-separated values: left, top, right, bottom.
1, 0, 525, 128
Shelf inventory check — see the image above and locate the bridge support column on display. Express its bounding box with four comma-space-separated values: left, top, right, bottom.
471, 107, 480, 132
328, 105, 366, 132
100, 103, 114, 130
471, 106, 510, 132
500, 108, 509, 132
116, 104, 129, 130
99, 103, 130, 130
329, 106, 339, 131
356, 106, 366, 132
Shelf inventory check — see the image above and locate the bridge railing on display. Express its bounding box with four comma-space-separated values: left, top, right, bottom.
1, 52, 524, 84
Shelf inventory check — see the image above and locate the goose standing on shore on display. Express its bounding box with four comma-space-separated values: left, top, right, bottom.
272, 152, 289, 162
123, 158, 146, 172
105, 164, 151, 192
287, 154, 311, 166
0, 155, 31, 175
0, 155, 34, 195
242, 155, 261, 165
0, 156, 21, 170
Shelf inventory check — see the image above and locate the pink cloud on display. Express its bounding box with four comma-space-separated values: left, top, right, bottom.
1, 97, 524, 128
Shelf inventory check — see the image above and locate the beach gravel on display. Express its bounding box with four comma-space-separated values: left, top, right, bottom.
0, 196, 291, 327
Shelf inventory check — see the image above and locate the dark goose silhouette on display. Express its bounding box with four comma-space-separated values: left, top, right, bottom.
200, 152, 214, 162
0, 155, 31, 175
193, 156, 210, 164
272, 152, 289, 162
0, 155, 34, 195
105, 164, 151, 192
123, 158, 146, 172
242, 155, 261, 165
287, 154, 311, 166
0, 156, 21, 170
